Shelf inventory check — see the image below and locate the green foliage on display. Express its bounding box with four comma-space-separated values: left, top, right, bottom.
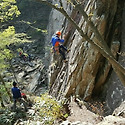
0, 94, 68, 124
0, 26, 15, 48
34, 93, 63, 125
0, 82, 11, 94
0, 26, 31, 104
0, 109, 26, 125
0, 0, 33, 111
0, 0, 22, 72
3, 49, 13, 59
0, 26, 30, 72
63, 113, 68, 119
41, 29, 48, 34
0, 82, 12, 106
0, 26, 15, 72
0, 26, 30, 102
17, 48, 23, 53
0, 0, 20, 22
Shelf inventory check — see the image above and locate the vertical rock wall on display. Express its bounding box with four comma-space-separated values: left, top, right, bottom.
44, 0, 72, 68
47, 0, 125, 114
104, 1, 125, 115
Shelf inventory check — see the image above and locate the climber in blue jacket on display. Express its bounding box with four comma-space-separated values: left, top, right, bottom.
11, 81, 27, 111
50, 31, 68, 61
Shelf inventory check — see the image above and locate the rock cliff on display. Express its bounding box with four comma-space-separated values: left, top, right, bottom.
48, 0, 125, 115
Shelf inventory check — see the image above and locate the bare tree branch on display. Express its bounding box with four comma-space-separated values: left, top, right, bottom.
34, 0, 125, 85
59, 0, 63, 7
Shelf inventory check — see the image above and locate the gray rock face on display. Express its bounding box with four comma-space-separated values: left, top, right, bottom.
113, 101, 125, 118
104, 3, 125, 115
48, 0, 125, 115
11, 56, 48, 95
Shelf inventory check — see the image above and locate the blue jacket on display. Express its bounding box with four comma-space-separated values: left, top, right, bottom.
50, 35, 64, 47
11, 87, 21, 99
